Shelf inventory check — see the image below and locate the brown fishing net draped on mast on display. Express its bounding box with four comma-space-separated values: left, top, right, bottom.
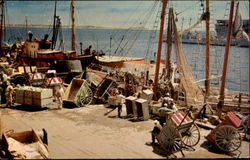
172, 14, 204, 108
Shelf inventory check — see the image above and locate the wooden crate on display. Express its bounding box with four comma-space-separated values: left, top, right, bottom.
24, 90, 33, 98
17, 66, 25, 73
24, 97, 32, 105
33, 89, 53, 99
25, 66, 31, 73
135, 98, 149, 120
108, 96, 119, 106
149, 101, 162, 115
33, 97, 53, 107
15, 89, 25, 97
125, 96, 137, 117
15, 96, 23, 104
140, 89, 153, 101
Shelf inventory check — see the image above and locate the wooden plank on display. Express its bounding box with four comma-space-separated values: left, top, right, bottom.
195, 121, 216, 130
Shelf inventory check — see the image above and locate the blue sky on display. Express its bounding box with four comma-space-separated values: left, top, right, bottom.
5, 1, 250, 30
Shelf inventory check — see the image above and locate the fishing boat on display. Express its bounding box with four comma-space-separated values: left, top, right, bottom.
19, 0, 97, 75
96, 55, 144, 68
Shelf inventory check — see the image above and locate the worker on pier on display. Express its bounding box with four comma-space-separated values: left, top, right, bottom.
0, 71, 8, 104
116, 89, 125, 118
151, 120, 162, 144
55, 84, 64, 109
5, 81, 14, 108
0, 71, 8, 83
161, 93, 173, 107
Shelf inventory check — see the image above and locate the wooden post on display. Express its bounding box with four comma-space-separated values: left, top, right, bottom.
0, 0, 4, 55
80, 42, 83, 54
146, 70, 149, 86
154, 0, 168, 86
166, 7, 173, 81
217, 0, 235, 118
238, 92, 242, 108
205, 0, 210, 98
71, 0, 76, 51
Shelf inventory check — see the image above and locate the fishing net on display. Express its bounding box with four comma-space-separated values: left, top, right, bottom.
172, 14, 204, 108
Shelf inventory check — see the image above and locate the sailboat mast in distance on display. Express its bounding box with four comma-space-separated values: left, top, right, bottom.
71, 0, 76, 52
25, 16, 28, 40
154, 0, 168, 86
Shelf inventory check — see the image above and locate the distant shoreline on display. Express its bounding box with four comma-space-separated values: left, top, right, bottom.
6, 24, 152, 31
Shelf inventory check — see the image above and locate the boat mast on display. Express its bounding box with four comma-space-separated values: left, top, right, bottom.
205, 0, 210, 99
25, 16, 28, 40
0, 0, 4, 55
181, 17, 184, 32
51, 0, 57, 50
154, 0, 168, 86
166, 7, 173, 81
217, 0, 235, 118
71, 0, 76, 51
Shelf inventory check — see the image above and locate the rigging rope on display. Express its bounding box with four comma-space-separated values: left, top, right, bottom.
145, 1, 161, 61
103, 1, 155, 54
110, 1, 143, 44
118, 1, 158, 58
114, 35, 124, 55
175, 1, 200, 16
178, 15, 203, 35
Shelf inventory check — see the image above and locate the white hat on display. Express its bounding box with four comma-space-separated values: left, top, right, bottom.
154, 120, 159, 125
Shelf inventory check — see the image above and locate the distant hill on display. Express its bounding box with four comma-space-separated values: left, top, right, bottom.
7, 24, 151, 30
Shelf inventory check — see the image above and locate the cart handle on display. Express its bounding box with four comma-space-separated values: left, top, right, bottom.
177, 103, 208, 129
177, 106, 193, 128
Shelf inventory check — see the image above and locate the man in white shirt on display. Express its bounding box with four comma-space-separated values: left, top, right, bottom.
117, 92, 125, 118
55, 85, 64, 109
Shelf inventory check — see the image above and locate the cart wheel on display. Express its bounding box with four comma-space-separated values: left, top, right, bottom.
242, 115, 250, 141
215, 125, 241, 152
158, 125, 182, 154
182, 123, 200, 147
79, 88, 93, 105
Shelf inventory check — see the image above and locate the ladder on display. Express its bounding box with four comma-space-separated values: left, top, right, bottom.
223, 1, 231, 19
232, 52, 242, 92
209, 1, 220, 87
145, 1, 162, 61
190, 2, 204, 80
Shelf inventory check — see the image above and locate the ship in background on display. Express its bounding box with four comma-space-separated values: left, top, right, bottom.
170, 2, 250, 48
215, 19, 249, 47
176, 19, 249, 48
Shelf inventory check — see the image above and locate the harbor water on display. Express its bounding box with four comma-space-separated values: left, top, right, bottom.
5, 27, 250, 93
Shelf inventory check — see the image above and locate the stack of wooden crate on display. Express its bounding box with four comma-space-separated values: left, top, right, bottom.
15, 86, 53, 108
